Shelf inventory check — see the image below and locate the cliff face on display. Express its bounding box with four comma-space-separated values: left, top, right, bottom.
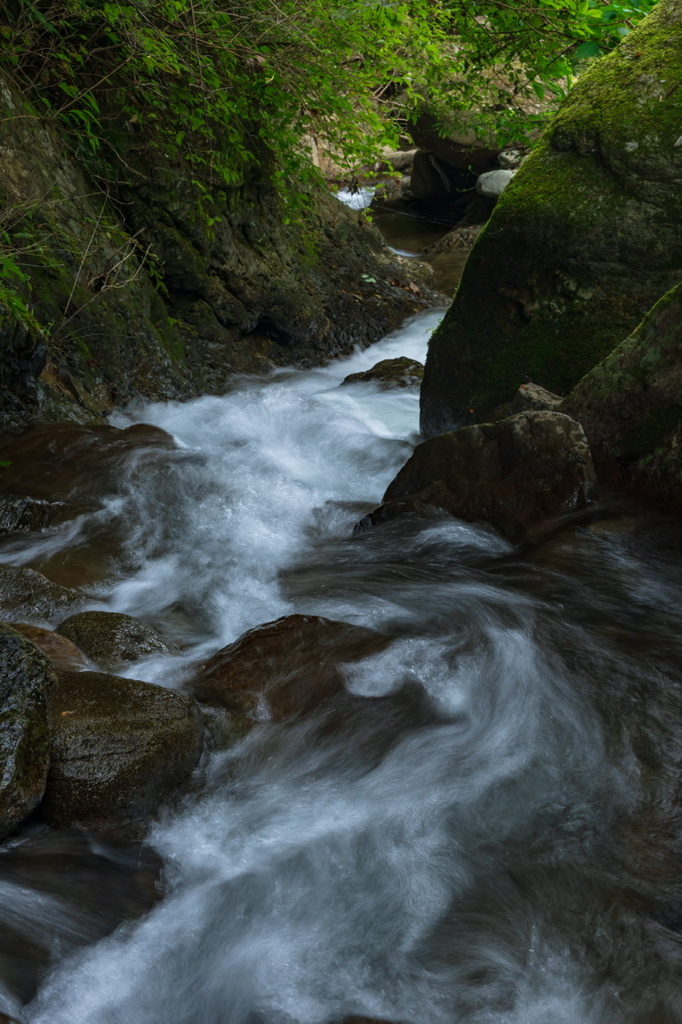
419, 0, 682, 436
0, 72, 436, 430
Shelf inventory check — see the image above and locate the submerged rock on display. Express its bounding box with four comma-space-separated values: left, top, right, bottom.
189, 614, 391, 722
367, 410, 596, 541
3, 622, 89, 671
56, 611, 173, 672
0, 624, 56, 839
43, 671, 204, 837
420, 0, 682, 434
0, 830, 161, 1006
0, 565, 82, 625
342, 357, 424, 389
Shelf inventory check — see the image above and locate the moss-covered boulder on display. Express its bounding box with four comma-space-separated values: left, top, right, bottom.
420, 0, 682, 436
42, 671, 203, 837
562, 282, 682, 507
56, 611, 173, 672
0, 624, 56, 838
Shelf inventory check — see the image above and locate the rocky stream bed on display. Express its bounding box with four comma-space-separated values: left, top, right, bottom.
2, 303, 682, 1024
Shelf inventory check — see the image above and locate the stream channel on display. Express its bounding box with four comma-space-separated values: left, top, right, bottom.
4, 254, 682, 1023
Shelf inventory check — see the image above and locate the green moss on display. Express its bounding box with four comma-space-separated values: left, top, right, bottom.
421, 0, 682, 434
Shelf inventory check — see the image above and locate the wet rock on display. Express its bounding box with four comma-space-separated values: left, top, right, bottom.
0, 422, 177, 505
42, 670, 204, 837
342, 357, 424, 389
420, 0, 682, 435
0, 624, 56, 839
371, 410, 596, 541
3, 623, 89, 671
0, 495, 68, 536
189, 615, 391, 722
510, 382, 563, 414
56, 611, 172, 672
354, 481, 454, 533
0, 565, 83, 624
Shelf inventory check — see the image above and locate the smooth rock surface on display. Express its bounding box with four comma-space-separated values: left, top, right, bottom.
376, 410, 596, 540
189, 614, 391, 722
2, 622, 89, 671
56, 611, 172, 672
476, 168, 516, 198
43, 671, 204, 837
0, 624, 56, 839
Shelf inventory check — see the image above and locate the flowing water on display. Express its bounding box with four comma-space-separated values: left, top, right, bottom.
3, 308, 682, 1024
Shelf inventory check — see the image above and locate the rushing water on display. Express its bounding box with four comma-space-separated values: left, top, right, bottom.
4, 309, 682, 1024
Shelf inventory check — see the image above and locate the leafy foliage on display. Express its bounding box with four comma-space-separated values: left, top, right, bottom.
0, 0, 659, 330
1, 0, 659, 190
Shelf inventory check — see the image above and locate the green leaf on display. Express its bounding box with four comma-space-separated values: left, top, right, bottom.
575, 39, 602, 59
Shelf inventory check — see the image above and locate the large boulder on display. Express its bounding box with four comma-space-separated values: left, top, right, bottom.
42, 671, 204, 837
189, 615, 390, 722
562, 282, 682, 507
366, 411, 596, 541
0, 624, 56, 838
0, 564, 83, 624
420, 0, 682, 436
56, 611, 173, 672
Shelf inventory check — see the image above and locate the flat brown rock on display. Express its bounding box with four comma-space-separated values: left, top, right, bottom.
189, 614, 391, 722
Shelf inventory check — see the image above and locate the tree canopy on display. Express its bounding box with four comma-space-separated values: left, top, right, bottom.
1, 0, 658, 199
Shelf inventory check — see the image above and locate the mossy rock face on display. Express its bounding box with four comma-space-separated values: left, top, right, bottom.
0, 623, 56, 839
43, 670, 204, 838
420, 0, 682, 436
562, 281, 682, 506
0, 68, 444, 430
